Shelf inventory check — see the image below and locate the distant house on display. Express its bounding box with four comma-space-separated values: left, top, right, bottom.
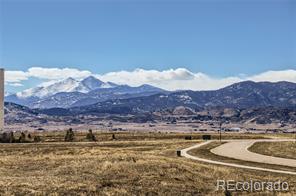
265, 129, 280, 133
225, 127, 241, 132
283, 129, 296, 133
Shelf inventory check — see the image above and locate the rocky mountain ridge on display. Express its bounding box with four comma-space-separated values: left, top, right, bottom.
6, 76, 165, 108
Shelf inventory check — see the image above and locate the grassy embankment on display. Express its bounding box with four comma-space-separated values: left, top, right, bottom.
249, 141, 296, 160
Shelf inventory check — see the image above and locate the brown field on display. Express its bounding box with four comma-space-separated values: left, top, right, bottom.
249, 141, 296, 160
0, 131, 295, 195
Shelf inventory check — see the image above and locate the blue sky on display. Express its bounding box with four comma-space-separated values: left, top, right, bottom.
0, 0, 295, 92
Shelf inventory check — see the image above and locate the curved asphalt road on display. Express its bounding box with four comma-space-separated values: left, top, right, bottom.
211, 139, 296, 168
181, 139, 296, 175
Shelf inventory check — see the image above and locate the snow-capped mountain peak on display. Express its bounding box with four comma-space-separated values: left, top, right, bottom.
16, 77, 81, 98
15, 76, 117, 99
6, 76, 165, 109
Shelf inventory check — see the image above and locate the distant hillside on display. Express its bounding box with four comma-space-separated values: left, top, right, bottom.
5, 76, 166, 109
62, 81, 296, 115
4, 102, 44, 124
7, 80, 296, 110
5, 101, 296, 125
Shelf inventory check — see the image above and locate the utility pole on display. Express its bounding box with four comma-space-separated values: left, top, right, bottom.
219, 121, 222, 143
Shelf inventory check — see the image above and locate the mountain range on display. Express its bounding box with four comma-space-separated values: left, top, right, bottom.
5, 77, 296, 113
4, 79, 296, 125
61, 80, 296, 116
4, 99, 296, 125
5, 76, 165, 108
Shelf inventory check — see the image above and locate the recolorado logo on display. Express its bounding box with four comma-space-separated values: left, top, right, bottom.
216, 180, 289, 192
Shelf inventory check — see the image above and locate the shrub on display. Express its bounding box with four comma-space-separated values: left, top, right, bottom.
34, 136, 42, 142
8, 132, 15, 143
225, 190, 232, 196
185, 136, 192, 140
0, 132, 16, 143
86, 129, 97, 141
202, 135, 211, 140
65, 128, 75, 142
1, 132, 7, 143
18, 132, 26, 143
1, 132, 6, 143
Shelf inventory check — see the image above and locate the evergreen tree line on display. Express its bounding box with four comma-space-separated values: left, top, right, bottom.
0, 132, 41, 143
64, 128, 98, 142
0, 128, 114, 143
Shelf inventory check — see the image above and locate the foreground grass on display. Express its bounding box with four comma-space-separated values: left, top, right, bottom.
249, 141, 296, 160
0, 132, 295, 195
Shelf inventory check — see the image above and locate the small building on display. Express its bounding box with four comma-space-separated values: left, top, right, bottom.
283, 129, 296, 133
225, 127, 241, 132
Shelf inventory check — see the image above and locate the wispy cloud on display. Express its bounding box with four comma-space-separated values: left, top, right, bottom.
5, 66, 296, 91
5, 67, 92, 86
26, 67, 92, 80
96, 68, 242, 90
247, 70, 296, 83
97, 68, 296, 90
5, 71, 28, 83
7, 83, 23, 87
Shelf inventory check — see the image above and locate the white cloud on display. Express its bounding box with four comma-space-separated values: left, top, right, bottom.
4, 66, 296, 91
97, 68, 243, 90
37, 80, 61, 88
8, 83, 23, 87
5, 67, 92, 86
27, 67, 92, 80
5, 71, 28, 83
97, 68, 194, 85
97, 68, 296, 90
247, 69, 296, 83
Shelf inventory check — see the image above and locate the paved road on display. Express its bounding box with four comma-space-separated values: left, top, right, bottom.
211, 139, 296, 168
181, 139, 296, 175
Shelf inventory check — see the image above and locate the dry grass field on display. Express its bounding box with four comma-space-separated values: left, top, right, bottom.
0, 131, 295, 195
249, 141, 296, 160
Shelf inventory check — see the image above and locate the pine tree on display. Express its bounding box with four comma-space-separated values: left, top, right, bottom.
19, 132, 26, 143
86, 129, 97, 141
65, 128, 75, 142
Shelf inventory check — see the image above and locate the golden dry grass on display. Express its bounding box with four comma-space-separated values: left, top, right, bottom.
0, 132, 295, 195
249, 141, 296, 160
